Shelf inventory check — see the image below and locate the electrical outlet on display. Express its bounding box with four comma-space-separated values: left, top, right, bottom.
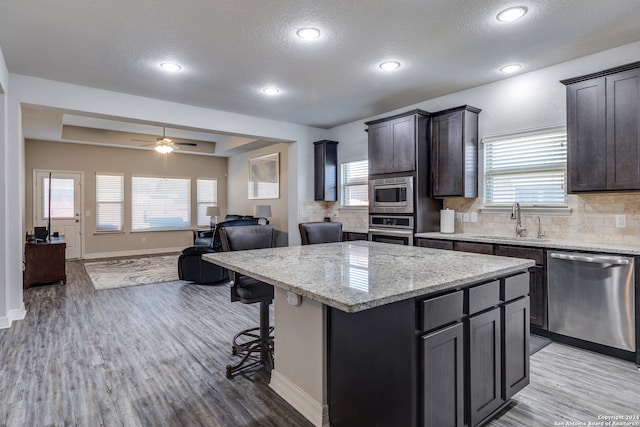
142, 237, 147, 243
462, 213, 470, 223
470, 212, 478, 223
615, 214, 626, 228
456, 213, 463, 222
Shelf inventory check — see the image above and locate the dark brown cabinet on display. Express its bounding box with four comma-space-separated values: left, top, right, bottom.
341, 231, 367, 241
329, 272, 529, 427
562, 62, 640, 192
313, 140, 339, 201
24, 238, 66, 288
468, 307, 503, 427
421, 322, 464, 427
431, 106, 481, 198
366, 110, 429, 176
495, 245, 546, 330
503, 296, 530, 399
416, 238, 548, 331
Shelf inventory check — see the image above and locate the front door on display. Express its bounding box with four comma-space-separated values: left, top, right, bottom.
34, 170, 83, 259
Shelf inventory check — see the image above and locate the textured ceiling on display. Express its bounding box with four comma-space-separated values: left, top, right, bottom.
2, 0, 640, 130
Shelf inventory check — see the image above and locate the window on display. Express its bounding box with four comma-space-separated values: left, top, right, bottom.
96, 174, 124, 231
196, 179, 218, 227
340, 160, 369, 207
484, 126, 567, 207
132, 176, 190, 231
43, 177, 75, 218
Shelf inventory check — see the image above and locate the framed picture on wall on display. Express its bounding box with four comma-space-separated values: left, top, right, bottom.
248, 153, 279, 199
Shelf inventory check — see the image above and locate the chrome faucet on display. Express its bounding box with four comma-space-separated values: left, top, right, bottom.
536, 216, 546, 239
511, 202, 526, 237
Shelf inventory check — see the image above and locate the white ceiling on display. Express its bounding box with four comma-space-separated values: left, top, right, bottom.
2, 0, 640, 149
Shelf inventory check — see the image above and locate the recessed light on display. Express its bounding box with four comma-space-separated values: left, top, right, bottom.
262, 87, 280, 95
497, 6, 528, 22
160, 62, 182, 72
500, 64, 522, 73
296, 27, 321, 40
379, 61, 401, 71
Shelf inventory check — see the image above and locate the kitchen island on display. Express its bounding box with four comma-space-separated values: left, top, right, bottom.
205, 241, 534, 427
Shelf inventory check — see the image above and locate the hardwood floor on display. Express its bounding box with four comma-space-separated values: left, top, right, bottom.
0, 261, 312, 427
1, 260, 639, 426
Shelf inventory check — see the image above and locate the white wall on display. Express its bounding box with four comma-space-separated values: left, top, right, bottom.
2, 73, 326, 328
328, 40, 640, 169
0, 45, 11, 326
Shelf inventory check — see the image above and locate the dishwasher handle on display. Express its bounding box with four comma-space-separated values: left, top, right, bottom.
549, 252, 630, 266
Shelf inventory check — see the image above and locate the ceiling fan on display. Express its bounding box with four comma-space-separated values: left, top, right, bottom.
131, 127, 197, 153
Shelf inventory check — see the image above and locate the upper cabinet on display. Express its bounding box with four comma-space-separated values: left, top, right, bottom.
313, 140, 339, 201
365, 110, 429, 176
562, 62, 640, 192
430, 106, 481, 198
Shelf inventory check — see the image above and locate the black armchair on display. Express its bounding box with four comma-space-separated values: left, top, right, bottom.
178, 217, 259, 285
219, 225, 276, 378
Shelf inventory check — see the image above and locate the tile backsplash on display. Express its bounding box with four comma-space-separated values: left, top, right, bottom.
299, 201, 368, 231
445, 193, 640, 244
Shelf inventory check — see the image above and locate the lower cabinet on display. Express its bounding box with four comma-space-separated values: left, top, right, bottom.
421, 322, 465, 427
329, 273, 530, 427
503, 296, 530, 399
468, 308, 503, 426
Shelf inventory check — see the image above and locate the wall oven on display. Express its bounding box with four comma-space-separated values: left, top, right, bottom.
369, 176, 414, 214
368, 215, 414, 246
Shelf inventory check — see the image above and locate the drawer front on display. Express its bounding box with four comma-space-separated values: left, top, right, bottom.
501, 272, 530, 302
416, 239, 454, 250
467, 280, 500, 315
454, 241, 494, 255
495, 245, 544, 265
420, 291, 464, 332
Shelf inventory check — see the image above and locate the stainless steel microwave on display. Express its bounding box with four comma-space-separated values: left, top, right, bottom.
368, 176, 414, 214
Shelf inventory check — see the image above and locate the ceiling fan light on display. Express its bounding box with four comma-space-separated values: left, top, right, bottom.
155, 144, 174, 154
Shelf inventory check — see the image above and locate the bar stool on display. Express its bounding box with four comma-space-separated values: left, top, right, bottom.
219, 225, 275, 378
298, 221, 343, 245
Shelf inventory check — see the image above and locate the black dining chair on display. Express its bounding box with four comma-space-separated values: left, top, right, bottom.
218, 224, 275, 378
298, 221, 343, 245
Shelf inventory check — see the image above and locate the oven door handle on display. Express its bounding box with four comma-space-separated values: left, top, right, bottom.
368, 228, 414, 235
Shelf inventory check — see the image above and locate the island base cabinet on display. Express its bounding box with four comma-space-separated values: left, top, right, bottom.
468, 308, 504, 427
503, 297, 530, 399
420, 322, 464, 427
328, 299, 416, 427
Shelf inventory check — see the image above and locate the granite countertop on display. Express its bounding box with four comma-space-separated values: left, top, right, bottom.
415, 232, 640, 256
204, 241, 533, 313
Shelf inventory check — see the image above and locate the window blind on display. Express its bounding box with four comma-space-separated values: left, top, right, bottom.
132, 176, 190, 231
196, 179, 217, 227
340, 160, 369, 207
484, 127, 567, 207
96, 174, 124, 231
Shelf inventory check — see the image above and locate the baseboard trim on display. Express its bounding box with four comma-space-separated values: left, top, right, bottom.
0, 303, 27, 329
83, 247, 185, 260
269, 369, 329, 427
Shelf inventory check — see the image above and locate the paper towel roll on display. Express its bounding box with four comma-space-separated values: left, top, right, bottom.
440, 209, 455, 233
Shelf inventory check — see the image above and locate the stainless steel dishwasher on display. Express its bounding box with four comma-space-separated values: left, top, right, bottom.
548, 251, 635, 352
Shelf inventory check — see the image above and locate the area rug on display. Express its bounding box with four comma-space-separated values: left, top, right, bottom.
84, 254, 182, 290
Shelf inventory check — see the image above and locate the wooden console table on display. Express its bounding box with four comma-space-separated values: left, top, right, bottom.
24, 237, 66, 288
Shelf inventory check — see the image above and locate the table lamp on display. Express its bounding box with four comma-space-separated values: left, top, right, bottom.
254, 205, 272, 225
206, 206, 221, 229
